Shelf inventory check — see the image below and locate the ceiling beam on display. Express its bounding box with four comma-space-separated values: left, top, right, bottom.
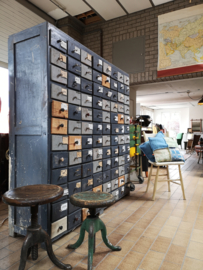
149, 0, 155, 7
83, 0, 106, 21
116, 0, 129, 15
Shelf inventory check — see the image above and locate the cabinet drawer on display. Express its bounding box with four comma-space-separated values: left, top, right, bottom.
103, 170, 111, 183
103, 62, 112, 76
111, 102, 118, 113
124, 105, 130, 115
82, 162, 93, 178
118, 103, 124, 113
111, 67, 118, 80
102, 111, 110, 123
118, 176, 125, 187
125, 85, 130, 95
51, 199, 68, 222
120, 185, 127, 198
103, 181, 111, 193
93, 160, 102, 174
124, 75, 130, 85
119, 155, 125, 166
111, 168, 119, 179
68, 56, 81, 76
93, 96, 102, 110
81, 50, 92, 66
93, 56, 103, 72
112, 157, 119, 168
119, 165, 125, 176
51, 168, 68, 185
125, 125, 129, 134
68, 209, 81, 230
82, 149, 93, 163
103, 88, 112, 101
50, 48, 67, 69
51, 84, 68, 102
93, 172, 103, 187
68, 136, 82, 151
92, 109, 102, 122
81, 78, 93, 94
93, 148, 103, 161
118, 114, 125, 124
125, 164, 130, 174
118, 82, 125, 94
102, 74, 110, 88
102, 99, 110, 111
111, 135, 118, 146
68, 179, 81, 196
124, 135, 130, 144
124, 95, 130, 105
52, 100, 68, 119
110, 79, 118, 91
103, 135, 110, 146
111, 146, 118, 157
51, 65, 67, 85
82, 122, 93, 135
119, 145, 126, 155
125, 154, 130, 164
92, 70, 102, 85
103, 158, 111, 171
112, 189, 119, 201
50, 30, 67, 53
52, 135, 68, 151
82, 177, 93, 191
118, 93, 125, 103
92, 185, 102, 193
68, 165, 81, 181
111, 124, 120, 135
68, 89, 81, 105
103, 123, 111, 135
111, 90, 118, 102
52, 152, 68, 169
118, 135, 125, 145
68, 72, 81, 91
82, 107, 92, 121
125, 115, 130, 125
93, 83, 104, 98
93, 123, 103, 135
69, 151, 82, 166
110, 112, 118, 124
51, 216, 67, 239
126, 145, 130, 155
118, 72, 124, 83
111, 179, 119, 190
69, 200, 80, 214
81, 93, 92, 108
82, 136, 93, 149
68, 42, 81, 61
103, 146, 111, 159
93, 135, 102, 148
68, 120, 81, 134
51, 118, 67, 135
68, 104, 81, 120
81, 64, 92, 81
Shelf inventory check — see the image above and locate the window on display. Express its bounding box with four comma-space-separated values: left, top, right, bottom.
0, 67, 9, 133
161, 112, 180, 136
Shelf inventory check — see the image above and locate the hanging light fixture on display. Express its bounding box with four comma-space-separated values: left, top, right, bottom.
186, 90, 203, 105
198, 95, 203, 105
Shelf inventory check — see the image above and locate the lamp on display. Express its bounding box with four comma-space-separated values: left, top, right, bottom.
198, 95, 203, 105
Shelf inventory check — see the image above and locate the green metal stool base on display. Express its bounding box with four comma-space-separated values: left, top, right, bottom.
67, 209, 121, 270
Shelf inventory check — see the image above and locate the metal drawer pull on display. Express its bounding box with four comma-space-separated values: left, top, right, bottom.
97, 63, 102, 66
105, 140, 110, 142
74, 141, 79, 144
105, 116, 110, 119
58, 56, 65, 62
73, 81, 78, 86
105, 80, 110, 83
121, 169, 125, 172
75, 70, 81, 73
120, 76, 123, 79
85, 99, 91, 103
115, 160, 118, 163
58, 226, 63, 232
74, 110, 79, 114
105, 104, 110, 107
73, 96, 80, 100
73, 126, 81, 130
73, 64, 81, 68
74, 217, 79, 221
87, 168, 91, 171
97, 178, 101, 181
72, 49, 78, 52
59, 157, 64, 162
58, 124, 64, 128
86, 71, 92, 74
113, 95, 117, 98
97, 115, 102, 118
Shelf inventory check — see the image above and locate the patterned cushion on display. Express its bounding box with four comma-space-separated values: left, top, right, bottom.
164, 137, 178, 148
153, 148, 171, 163
169, 148, 185, 162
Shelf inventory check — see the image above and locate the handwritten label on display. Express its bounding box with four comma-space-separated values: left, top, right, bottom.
121, 84, 124, 89
121, 115, 124, 119
107, 160, 111, 165
115, 190, 119, 195
114, 83, 117, 88
88, 124, 93, 130
115, 128, 119, 133
99, 161, 102, 166
115, 149, 118, 154
61, 169, 67, 177
77, 151, 82, 158
115, 157, 118, 162
59, 53, 66, 63
107, 183, 111, 188
98, 87, 103, 93
60, 203, 67, 211
98, 124, 102, 130
115, 137, 118, 142
98, 138, 102, 143
87, 53, 92, 61
115, 116, 118, 121
75, 46, 80, 55
63, 188, 69, 196
61, 70, 67, 78
121, 186, 125, 192
62, 88, 67, 96
87, 138, 92, 144
98, 59, 103, 65
98, 149, 103, 155
122, 146, 126, 151
116, 170, 118, 174
107, 91, 112, 97
98, 100, 102, 106
87, 96, 92, 102
75, 77, 81, 84
76, 182, 81, 188
107, 124, 110, 129
114, 104, 118, 108
62, 137, 68, 144
88, 179, 93, 186
61, 103, 68, 111
60, 40, 67, 49
115, 180, 118, 184
88, 150, 93, 156
97, 76, 102, 81
107, 150, 111, 155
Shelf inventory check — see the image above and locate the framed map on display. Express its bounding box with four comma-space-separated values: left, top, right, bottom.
157, 4, 203, 77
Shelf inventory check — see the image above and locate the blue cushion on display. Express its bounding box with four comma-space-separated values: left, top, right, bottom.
149, 133, 168, 152
169, 149, 185, 162
139, 141, 155, 162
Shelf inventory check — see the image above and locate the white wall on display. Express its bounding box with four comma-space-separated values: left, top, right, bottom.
189, 105, 203, 121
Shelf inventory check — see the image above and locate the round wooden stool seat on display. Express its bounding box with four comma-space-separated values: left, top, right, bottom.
70, 191, 115, 209
3, 184, 63, 207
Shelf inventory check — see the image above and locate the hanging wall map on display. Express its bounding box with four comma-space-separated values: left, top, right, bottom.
157, 4, 203, 78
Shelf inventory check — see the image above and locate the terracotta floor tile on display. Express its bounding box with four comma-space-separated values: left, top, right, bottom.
132, 236, 154, 254
114, 240, 134, 257
165, 216, 181, 227
54, 232, 78, 246
140, 250, 165, 270
124, 227, 145, 242
194, 219, 203, 231
178, 221, 193, 234
114, 222, 134, 235
171, 209, 185, 218
135, 218, 152, 229
6, 237, 24, 251
143, 226, 160, 240
6, 260, 33, 270
172, 231, 190, 247
160, 261, 181, 270
151, 216, 167, 228
187, 241, 203, 260
61, 252, 86, 268
117, 251, 144, 270
28, 256, 54, 270
125, 213, 143, 224
0, 249, 21, 269
182, 257, 203, 270
100, 232, 123, 248
159, 225, 177, 239
165, 244, 186, 265
191, 229, 203, 244
73, 263, 87, 270
0, 248, 13, 260
151, 236, 171, 253
95, 254, 122, 270
82, 246, 110, 267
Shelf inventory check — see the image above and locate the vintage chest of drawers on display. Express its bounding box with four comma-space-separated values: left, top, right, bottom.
9, 22, 130, 241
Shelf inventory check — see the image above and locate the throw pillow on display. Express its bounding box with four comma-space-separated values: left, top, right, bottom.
139, 141, 155, 162
164, 137, 178, 148
148, 134, 168, 152
153, 148, 172, 163
169, 148, 185, 162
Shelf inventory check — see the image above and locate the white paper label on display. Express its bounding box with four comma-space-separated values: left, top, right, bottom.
60, 41, 67, 49
75, 138, 81, 145
115, 116, 118, 121
115, 157, 118, 162
98, 149, 103, 154
63, 189, 69, 196
127, 146, 130, 150
98, 101, 102, 106
121, 187, 124, 192
97, 76, 102, 81
62, 88, 67, 96
122, 146, 126, 151
88, 150, 93, 156
121, 84, 124, 89
115, 191, 119, 195
121, 127, 124, 132
98, 59, 103, 65
121, 94, 124, 99
98, 87, 103, 93
98, 124, 102, 130
107, 183, 111, 188
121, 115, 124, 119
107, 124, 110, 129
107, 160, 111, 165
88, 124, 93, 130
114, 83, 117, 88
87, 96, 92, 102
87, 138, 92, 144
61, 203, 67, 211
115, 137, 118, 142
61, 103, 68, 110
75, 77, 81, 84
107, 92, 112, 97
75, 46, 80, 55
127, 155, 130, 160
127, 126, 129, 130
98, 138, 102, 143
78, 106, 81, 111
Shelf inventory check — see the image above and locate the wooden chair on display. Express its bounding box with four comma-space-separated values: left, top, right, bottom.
146, 161, 186, 201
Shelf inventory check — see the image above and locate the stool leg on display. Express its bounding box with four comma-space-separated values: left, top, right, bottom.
99, 219, 121, 251
41, 229, 72, 270
146, 164, 153, 193
178, 165, 186, 200
152, 166, 159, 201
19, 233, 33, 270
167, 166, 170, 192
88, 223, 94, 270
67, 221, 86, 250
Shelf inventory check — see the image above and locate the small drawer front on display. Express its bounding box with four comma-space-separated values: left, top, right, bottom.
68, 120, 81, 134
82, 177, 94, 191
68, 42, 81, 61
81, 64, 92, 81
68, 136, 82, 151
82, 162, 93, 178
92, 70, 102, 85
125, 154, 130, 164
93, 135, 103, 148
51, 168, 68, 185
111, 178, 119, 190
112, 157, 119, 168
82, 136, 93, 149
125, 145, 130, 155
118, 72, 124, 83
93, 160, 102, 174
118, 103, 124, 113
93, 96, 102, 110
118, 135, 125, 145
52, 100, 68, 119
111, 90, 118, 102
103, 88, 112, 101
103, 62, 112, 76
68, 180, 81, 196
103, 123, 111, 135
51, 200, 68, 222
68, 165, 81, 181
92, 185, 102, 193
124, 95, 130, 105
125, 163, 130, 174
81, 78, 93, 94
103, 181, 112, 193
111, 135, 118, 146
69, 150, 82, 166
118, 114, 125, 124
125, 115, 130, 125
124, 135, 130, 144
51, 216, 67, 239
119, 145, 126, 155
102, 135, 111, 146
68, 72, 81, 91
93, 109, 102, 122
124, 75, 130, 85
103, 170, 111, 183
103, 158, 111, 171
93, 83, 104, 98
50, 48, 67, 69
93, 148, 103, 161
118, 176, 125, 187
119, 155, 125, 166
68, 104, 81, 120
69, 200, 80, 214
125, 125, 130, 134
82, 122, 93, 135
125, 173, 130, 183
102, 99, 111, 111
119, 185, 127, 198
82, 107, 92, 121
118, 93, 125, 103
81, 93, 92, 108
102, 74, 110, 88
93, 56, 103, 72
112, 189, 119, 201
110, 79, 118, 91
111, 102, 118, 113
51, 65, 67, 85
51, 118, 67, 135
110, 112, 118, 124
118, 82, 125, 94
111, 124, 120, 135
82, 149, 93, 163
111, 67, 118, 80
52, 152, 68, 169
93, 123, 103, 135
102, 111, 110, 123
124, 105, 130, 115
81, 50, 92, 66
51, 84, 68, 102
52, 135, 68, 151
119, 165, 125, 176
68, 209, 81, 230
111, 146, 118, 157
103, 146, 111, 159
125, 85, 130, 95
68, 89, 81, 105
93, 172, 103, 187
68, 56, 81, 76
111, 168, 119, 179
50, 30, 67, 53
119, 125, 125, 134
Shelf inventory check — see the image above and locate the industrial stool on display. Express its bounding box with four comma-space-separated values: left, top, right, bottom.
3, 184, 72, 270
67, 191, 121, 270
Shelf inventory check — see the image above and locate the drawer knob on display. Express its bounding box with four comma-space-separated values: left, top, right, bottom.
59, 157, 64, 162
74, 141, 79, 144
75, 217, 79, 221
97, 114, 102, 119
105, 80, 109, 83
59, 124, 64, 128
86, 71, 92, 74
60, 108, 65, 112
58, 226, 63, 231
73, 64, 80, 68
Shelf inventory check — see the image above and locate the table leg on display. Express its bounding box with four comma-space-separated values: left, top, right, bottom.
19, 233, 33, 270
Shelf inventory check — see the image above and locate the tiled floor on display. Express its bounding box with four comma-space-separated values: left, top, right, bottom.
0, 154, 203, 269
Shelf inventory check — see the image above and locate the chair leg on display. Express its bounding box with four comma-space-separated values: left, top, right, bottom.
67, 220, 86, 250
167, 166, 170, 192
152, 166, 160, 201
178, 165, 186, 200
146, 164, 153, 193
